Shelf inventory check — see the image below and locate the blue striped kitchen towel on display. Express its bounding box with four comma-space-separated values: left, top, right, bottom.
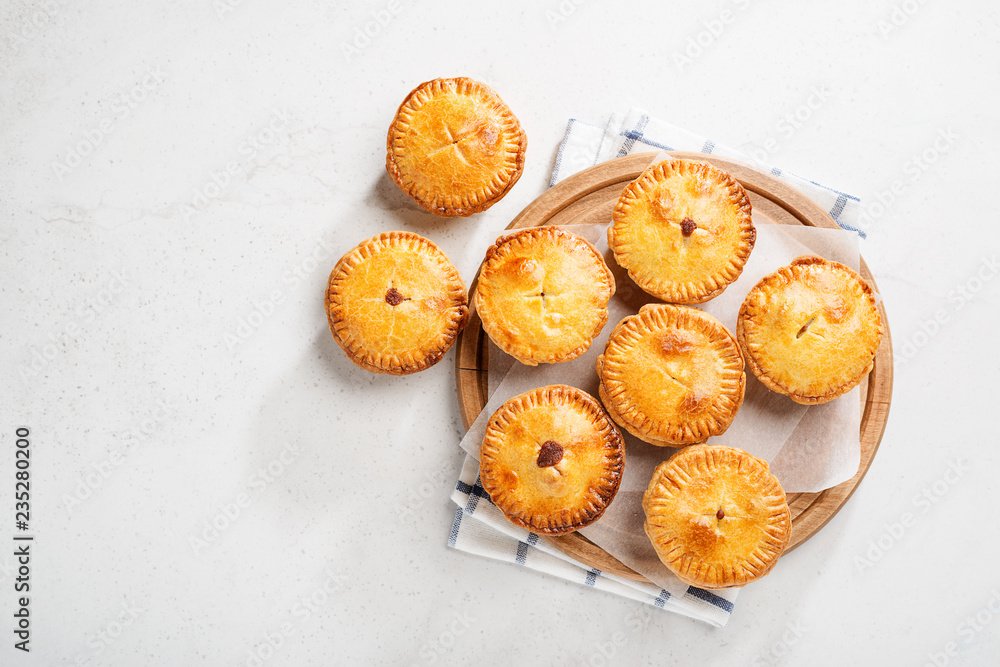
448, 109, 863, 627
449, 455, 738, 627
550, 108, 865, 237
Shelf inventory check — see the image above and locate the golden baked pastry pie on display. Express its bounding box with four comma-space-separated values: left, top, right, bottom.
386, 77, 527, 217
608, 159, 755, 304
479, 385, 625, 535
474, 226, 615, 366
596, 304, 745, 447
325, 231, 468, 375
642, 445, 791, 589
737, 255, 882, 405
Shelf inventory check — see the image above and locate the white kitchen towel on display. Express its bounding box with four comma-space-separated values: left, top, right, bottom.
449, 455, 737, 627
447, 109, 864, 627
550, 108, 866, 237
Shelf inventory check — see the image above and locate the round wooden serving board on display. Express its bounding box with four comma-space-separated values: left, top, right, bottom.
454, 152, 893, 583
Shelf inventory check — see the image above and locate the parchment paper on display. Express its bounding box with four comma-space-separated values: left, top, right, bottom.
458, 213, 864, 594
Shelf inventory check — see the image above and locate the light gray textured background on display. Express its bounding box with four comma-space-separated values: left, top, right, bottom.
1, 1, 996, 665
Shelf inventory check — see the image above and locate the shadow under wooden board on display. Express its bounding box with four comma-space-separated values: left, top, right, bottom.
454, 151, 894, 583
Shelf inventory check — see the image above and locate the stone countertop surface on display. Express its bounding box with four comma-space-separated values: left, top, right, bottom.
1, 1, 997, 665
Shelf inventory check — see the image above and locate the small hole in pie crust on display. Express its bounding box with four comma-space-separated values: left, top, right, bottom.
385, 287, 405, 306
796, 315, 817, 339
537, 440, 564, 468
680, 217, 697, 237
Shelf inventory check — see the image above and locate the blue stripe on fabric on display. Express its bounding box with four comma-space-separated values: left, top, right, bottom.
686, 586, 735, 613
834, 218, 867, 239
549, 118, 578, 188
830, 194, 848, 220
448, 508, 463, 547
584, 569, 600, 586
752, 169, 863, 238
464, 489, 481, 514
827, 193, 867, 238
702, 139, 715, 154
653, 589, 670, 608
617, 114, 651, 157
514, 532, 540, 564
619, 131, 673, 152
806, 178, 861, 201
456, 477, 493, 502
458, 476, 494, 515
515, 540, 528, 565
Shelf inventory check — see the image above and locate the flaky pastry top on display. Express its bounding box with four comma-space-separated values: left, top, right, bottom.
642, 445, 790, 589
597, 304, 745, 446
737, 255, 882, 404
609, 159, 755, 304
325, 232, 468, 375
474, 226, 615, 366
386, 77, 526, 217
480, 385, 625, 535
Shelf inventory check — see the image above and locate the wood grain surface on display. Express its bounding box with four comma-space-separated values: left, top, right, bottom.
454, 152, 893, 583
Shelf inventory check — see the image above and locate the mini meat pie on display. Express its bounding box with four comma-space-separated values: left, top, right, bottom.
474, 226, 615, 366
325, 231, 468, 375
609, 159, 755, 304
642, 445, 791, 589
479, 385, 625, 535
596, 304, 745, 447
737, 255, 882, 405
386, 77, 527, 217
